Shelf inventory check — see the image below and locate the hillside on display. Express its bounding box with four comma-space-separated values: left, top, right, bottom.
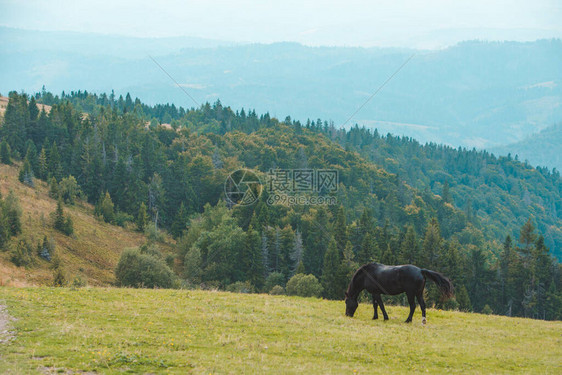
1, 90, 561, 320
490, 123, 562, 172
0, 163, 166, 286
0, 287, 560, 374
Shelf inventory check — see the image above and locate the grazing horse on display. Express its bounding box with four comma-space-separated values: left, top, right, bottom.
344, 263, 454, 323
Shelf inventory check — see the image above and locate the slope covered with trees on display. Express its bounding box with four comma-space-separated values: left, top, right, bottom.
0, 90, 561, 320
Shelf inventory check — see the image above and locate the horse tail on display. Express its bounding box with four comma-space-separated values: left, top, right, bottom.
421, 269, 454, 299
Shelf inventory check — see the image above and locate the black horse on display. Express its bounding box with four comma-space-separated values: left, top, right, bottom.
345, 263, 454, 323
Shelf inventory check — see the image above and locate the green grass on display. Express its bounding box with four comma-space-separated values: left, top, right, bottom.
1, 287, 561, 374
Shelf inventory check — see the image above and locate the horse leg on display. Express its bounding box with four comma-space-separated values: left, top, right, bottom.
405, 292, 416, 323
372, 294, 379, 320
417, 292, 427, 325
376, 294, 389, 320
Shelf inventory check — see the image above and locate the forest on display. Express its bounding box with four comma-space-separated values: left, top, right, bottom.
0, 89, 561, 320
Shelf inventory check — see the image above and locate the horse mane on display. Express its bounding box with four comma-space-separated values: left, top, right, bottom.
346, 263, 373, 296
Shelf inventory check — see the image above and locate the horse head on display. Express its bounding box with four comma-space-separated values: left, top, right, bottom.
344, 291, 358, 317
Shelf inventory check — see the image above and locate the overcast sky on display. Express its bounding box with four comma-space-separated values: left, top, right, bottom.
1, 0, 561, 48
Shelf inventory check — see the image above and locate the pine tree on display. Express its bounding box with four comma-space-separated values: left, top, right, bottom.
136, 202, 149, 232
442, 181, 451, 204
399, 225, 418, 264
53, 198, 66, 232
519, 218, 537, 257
38, 146, 48, 179
261, 231, 270, 279
3, 191, 22, 236
290, 229, 304, 275
0, 140, 11, 165
18, 157, 34, 187
170, 202, 188, 238
334, 205, 348, 253
295, 260, 306, 274
244, 225, 264, 289
455, 284, 472, 311
358, 231, 378, 264
322, 239, 342, 299
47, 141, 63, 181
421, 218, 442, 268
98, 192, 115, 224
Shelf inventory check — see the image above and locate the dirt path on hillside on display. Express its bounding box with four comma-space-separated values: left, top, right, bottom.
0, 303, 16, 345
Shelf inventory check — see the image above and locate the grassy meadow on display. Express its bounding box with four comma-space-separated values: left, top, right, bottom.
0, 287, 560, 374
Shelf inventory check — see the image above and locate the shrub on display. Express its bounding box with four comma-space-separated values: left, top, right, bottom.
115, 248, 176, 289
70, 275, 87, 289
114, 211, 133, 228
264, 271, 286, 293
10, 239, 34, 267
184, 246, 202, 284
51, 257, 66, 287
226, 281, 255, 294
58, 176, 82, 204
144, 222, 164, 242
286, 273, 323, 298
37, 236, 55, 261
269, 285, 285, 295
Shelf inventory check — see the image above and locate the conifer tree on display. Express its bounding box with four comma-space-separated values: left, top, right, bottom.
53, 198, 66, 232
322, 239, 342, 299
136, 202, 149, 232
170, 202, 188, 238
38, 146, 48, 179
334, 205, 348, 253
0, 140, 12, 165
18, 156, 34, 187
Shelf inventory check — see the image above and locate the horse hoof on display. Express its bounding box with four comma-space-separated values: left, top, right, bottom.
422, 317, 427, 325
405, 320, 412, 323
373, 317, 378, 320
383, 317, 389, 321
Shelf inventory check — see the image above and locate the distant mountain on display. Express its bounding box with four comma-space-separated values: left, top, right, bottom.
490, 123, 562, 172
1, 28, 561, 152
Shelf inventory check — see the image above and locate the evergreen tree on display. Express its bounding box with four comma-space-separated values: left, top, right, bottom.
0, 140, 12, 165
244, 225, 264, 289
3, 191, 22, 236
97, 192, 115, 224
334, 205, 348, 253
358, 231, 378, 264
170, 202, 188, 238
290, 229, 304, 275
399, 225, 418, 264
38, 146, 48, 179
455, 284, 472, 311
53, 198, 66, 232
48, 177, 59, 199
519, 218, 537, 257
136, 202, 149, 232
322, 239, 342, 299
442, 181, 451, 203
295, 260, 306, 274
47, 141, 63, 181
18, 157, 34, 187
421, 218, 442, 268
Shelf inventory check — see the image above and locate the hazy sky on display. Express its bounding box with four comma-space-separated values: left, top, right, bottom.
1, 0, 561, 48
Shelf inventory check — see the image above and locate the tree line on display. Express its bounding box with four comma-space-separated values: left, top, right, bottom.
0, 90, 560, 320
